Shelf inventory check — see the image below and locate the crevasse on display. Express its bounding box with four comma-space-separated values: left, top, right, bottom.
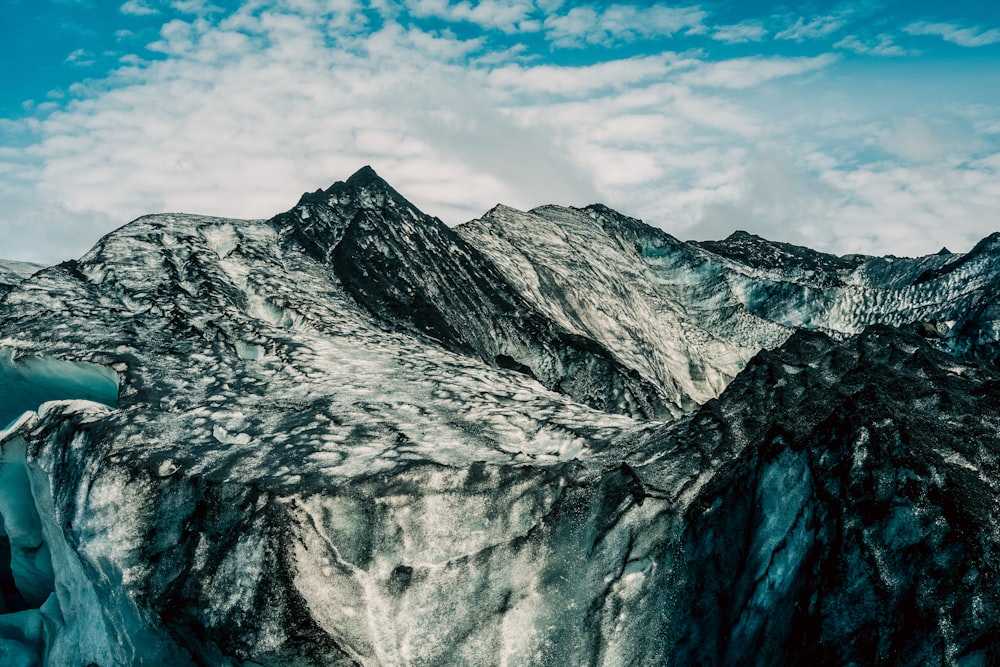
0, 350, 119, 665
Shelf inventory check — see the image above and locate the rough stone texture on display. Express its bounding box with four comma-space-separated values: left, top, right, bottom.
0, 167, 999, 665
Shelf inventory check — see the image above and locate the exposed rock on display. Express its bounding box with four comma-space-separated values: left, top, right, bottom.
0, 168, 998, 665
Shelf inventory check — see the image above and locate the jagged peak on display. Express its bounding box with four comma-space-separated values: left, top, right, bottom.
341, 165, 383, 188
275, 167, 451, 264
580, 203, 640, 224
707, 229, 817, 257
967, 231, 1000, 256
485, 203, 527, 217
534, 203, 581, 213
721, 229, 765, 243
324, 165, 401, 201
582, 203, 619, 217
289, 166, 410, 214
695, 229, 865, 280
578, 203, 683, 249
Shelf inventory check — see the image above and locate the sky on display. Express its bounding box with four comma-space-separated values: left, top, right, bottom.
2, 0, 1000, 264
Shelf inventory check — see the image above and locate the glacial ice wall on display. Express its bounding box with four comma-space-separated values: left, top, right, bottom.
0, 398, 689, 666
0, 350, 119, 428
0, 353, 121, 665
1, 169, 999, 664
0, 402, 181, 666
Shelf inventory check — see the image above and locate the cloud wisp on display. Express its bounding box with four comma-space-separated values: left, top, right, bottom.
542, 4, 708, 47
904, 21, 1000, 47
834, 34, 912, 57
711, 21, 768, 44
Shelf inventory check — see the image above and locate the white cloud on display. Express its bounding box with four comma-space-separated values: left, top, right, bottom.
903, 21, 1000, 47
877, 116, 983, 162
404, 0, 539, 33
711, 21, 767, 44
543, 4, 707, 47
775, 14, 848, 41
120, 0, 159, 16
170, 0, 224, 15
687, 144, 1000, 258
0, 160, 113, 263
6, 5, 597, 259
692, 147, 843, 246
65, 48, 96, 66
486, 54, 693, 98
680, 99, 1000, 256
3, 1, 1000, 265
818, 157, 1000, 256
834, 34, 913, 56
681, 54, 837, 89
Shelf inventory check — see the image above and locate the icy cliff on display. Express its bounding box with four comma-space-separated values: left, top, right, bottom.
0, 261, 45, 299
1, 167, 999, 665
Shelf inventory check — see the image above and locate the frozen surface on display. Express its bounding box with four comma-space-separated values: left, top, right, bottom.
0, 438, 55, 608
459, 207, 1000, 413
0, 261, 45, 290
0, 350, 119, 427
0, 168, 998, 665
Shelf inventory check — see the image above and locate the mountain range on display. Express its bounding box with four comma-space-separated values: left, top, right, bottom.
1, 167, 999, 666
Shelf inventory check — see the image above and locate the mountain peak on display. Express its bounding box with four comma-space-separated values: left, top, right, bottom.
724, 230, 762, 242
343, 165, 382, 188
695, 229, 864, 280
320, 165, 410, 210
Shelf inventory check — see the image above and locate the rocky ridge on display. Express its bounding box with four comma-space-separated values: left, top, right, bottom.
0, 167, 998, 665
0, 261, 46, 298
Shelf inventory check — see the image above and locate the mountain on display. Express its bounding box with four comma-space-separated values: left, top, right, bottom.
666, 325, 1000, 664
692, 229, 867, 280
0, 260, 46, 298
271, 166, 670, 419
0, 167, 999, 665
459, 202, 1000, 411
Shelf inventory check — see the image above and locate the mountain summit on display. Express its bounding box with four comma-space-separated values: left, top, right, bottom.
1, 168, 999, 665
275, 168, 672, 418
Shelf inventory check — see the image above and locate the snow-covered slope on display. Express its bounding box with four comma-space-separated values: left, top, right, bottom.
1, 167, 999, 665
459, 204, 1000, 414
0, 260, 46, 297
0, 182, 656, 664
458, 204, 776, 411
274, 167, 670, 419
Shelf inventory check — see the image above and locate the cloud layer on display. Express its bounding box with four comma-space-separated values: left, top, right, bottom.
2, 0, 1000, 263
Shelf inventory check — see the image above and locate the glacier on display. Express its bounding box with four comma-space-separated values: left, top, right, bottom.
0, 352, 128, 665
0, 350, 119, 427
0, 166, 998, 665
0, 261, 45, 301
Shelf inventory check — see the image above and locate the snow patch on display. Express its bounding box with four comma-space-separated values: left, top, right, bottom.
235, 341, 265, 361
200, 223, 239, 259
212, 425, 252, 446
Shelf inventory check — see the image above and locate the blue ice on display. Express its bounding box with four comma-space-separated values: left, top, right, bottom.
0, 350, 119, 428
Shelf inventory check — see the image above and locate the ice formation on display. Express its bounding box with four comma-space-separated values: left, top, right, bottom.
0, 167, 998, 665
0, 352, 121, 664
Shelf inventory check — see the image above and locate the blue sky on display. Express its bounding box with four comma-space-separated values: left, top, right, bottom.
2, 0, 1000, 263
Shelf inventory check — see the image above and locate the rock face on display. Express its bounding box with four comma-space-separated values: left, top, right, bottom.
274, 167, 670, 419
0, 166, 999, 665
0, 260, 45, 299
668, 327, 1000, 665
460, 203, 1000, 413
